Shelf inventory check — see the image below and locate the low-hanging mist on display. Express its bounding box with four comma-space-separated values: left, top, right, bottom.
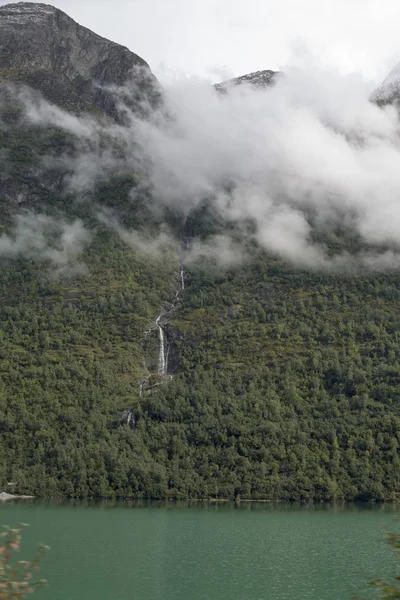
6, 57, 400, 272
130, 62, 400, 270
0, 212, 90, 275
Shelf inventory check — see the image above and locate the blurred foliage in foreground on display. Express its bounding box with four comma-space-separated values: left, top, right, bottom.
368, 532, 400, 599
356, 530, 400, 600
0, 525, 48, 599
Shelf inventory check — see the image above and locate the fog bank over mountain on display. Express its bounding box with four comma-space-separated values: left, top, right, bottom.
3, 3, 400, 272
124, 60, 400, 270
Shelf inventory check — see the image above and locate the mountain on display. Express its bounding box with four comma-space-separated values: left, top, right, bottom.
215, 69, 280, 93
0, 2, 159, 117
372, 62, 400, 105
1, 5, 400, 502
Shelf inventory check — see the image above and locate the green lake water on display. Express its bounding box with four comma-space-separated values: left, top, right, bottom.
0, 501, 398, 600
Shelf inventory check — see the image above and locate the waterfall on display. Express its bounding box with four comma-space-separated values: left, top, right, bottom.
156, 315, 167, 374
118, 409, 136, 429
165, 341, 170, 374
139, 376, 149, 396
153, 265, 185, 375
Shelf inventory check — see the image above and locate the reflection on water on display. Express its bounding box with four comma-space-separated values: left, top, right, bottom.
6, 497, 400, 512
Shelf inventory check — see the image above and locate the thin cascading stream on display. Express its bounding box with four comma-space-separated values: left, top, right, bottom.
154, 266, 184, 375
156, 315, 167, 374
126, 411, 135, 428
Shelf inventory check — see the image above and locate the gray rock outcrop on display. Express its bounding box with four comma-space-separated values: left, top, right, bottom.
372, 62, 400, 106
0, 491, 34, 501
215, 69, 281, 94
0, 2, 160, 117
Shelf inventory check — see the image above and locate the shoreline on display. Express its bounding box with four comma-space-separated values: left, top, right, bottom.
0, 493, 398, 504
0, 492, 35, 501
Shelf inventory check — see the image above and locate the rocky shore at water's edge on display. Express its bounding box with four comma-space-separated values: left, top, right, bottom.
0, 492, 34, 501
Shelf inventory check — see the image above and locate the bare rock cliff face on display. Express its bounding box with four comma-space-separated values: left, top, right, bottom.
0, 2, 160, 117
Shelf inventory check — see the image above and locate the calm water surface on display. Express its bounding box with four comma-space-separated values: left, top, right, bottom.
0, 501, 398, 600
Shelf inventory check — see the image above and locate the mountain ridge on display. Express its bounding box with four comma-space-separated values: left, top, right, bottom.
0, 5, 400, 502
0, 2, 159, 117
215, 69, 281, 93
373, 62, 400, 104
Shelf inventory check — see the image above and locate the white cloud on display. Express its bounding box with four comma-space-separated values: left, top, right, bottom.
0, 213, 91, 275
125, 59, 400, 270
7, 24, 400, 272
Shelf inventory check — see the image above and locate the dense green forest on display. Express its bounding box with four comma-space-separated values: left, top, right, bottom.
1, 97, 400, 502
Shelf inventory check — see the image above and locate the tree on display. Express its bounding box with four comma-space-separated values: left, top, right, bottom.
357, 531, 400, 599
0, 525, 48, 599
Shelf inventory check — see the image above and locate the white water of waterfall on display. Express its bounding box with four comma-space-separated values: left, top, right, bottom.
180, 268, 185, 291
165, 342, 170, 374
156, 315, 167, 374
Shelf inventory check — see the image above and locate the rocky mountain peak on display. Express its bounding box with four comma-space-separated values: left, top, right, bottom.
0, 2, 59, 23
372, 62, 400, 105
215, 69, 281, 94
0, 2, 160, 117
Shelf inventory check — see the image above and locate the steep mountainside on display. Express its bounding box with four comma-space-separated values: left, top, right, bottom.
0, 2, 159, 117
373, 62, 400, 104
1, 4, 400, 502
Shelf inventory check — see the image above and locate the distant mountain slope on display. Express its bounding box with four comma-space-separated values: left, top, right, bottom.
215, 69, 281, 93
0, 2, 159, 117
1, 5, 400, 503
372, 62, 400, 104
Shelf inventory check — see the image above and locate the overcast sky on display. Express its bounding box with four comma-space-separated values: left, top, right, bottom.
2, 0, 400, 83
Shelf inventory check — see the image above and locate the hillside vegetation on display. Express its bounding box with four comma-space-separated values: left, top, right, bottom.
1, 81, 400, 503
